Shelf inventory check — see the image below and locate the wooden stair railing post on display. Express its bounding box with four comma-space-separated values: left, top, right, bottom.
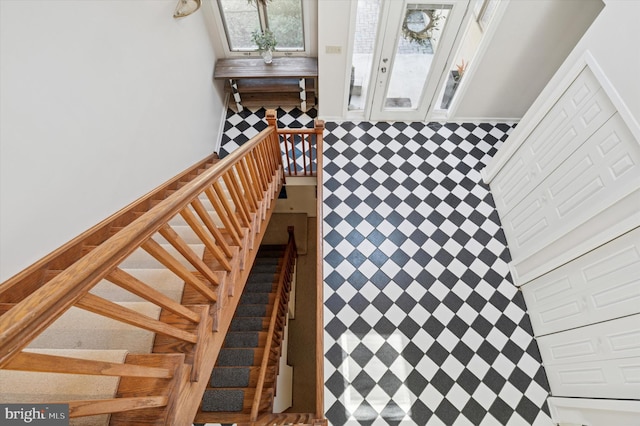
314, 118, 325, 176
315, 117, 325, 423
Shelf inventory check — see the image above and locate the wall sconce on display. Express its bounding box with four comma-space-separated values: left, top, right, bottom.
174, 0, 202, 18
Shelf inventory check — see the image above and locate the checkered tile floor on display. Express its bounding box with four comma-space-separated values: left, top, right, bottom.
221, 108, 553, 426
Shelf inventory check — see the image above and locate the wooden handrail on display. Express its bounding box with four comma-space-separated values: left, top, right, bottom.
0, 112, 286, 426
250, 227, 297, 421
0, 127, 282, 366
0, 108, 327, 424
0, 155, 218, 304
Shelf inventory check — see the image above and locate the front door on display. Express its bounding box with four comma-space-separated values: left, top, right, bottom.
367, 0, 468, 121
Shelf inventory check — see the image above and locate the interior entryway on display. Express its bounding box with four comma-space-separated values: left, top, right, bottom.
348, 0, 469, 121
219, 106, 553, 425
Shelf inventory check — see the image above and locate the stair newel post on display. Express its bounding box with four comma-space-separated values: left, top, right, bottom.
265, 109, 277, 130
313, 119, 324, 176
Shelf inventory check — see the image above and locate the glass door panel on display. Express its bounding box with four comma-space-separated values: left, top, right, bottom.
348, 0, 382, 112
383, 5, 451, 110
368, 0, 468, 121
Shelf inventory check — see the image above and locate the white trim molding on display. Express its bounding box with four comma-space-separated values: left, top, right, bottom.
549, 397, 640, 425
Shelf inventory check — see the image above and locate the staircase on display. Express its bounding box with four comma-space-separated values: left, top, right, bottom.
0, 110, 327, 425
196, 246, 289, 424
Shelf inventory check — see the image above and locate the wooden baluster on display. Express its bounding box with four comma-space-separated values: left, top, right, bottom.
255, 143, 271, 187
141, 239, 218, 303
248, 148, 267, 193
223, 171, 251, 227
235, 162, 258, 213
269, 133, 282, 175
285, 134, 294, 175
157, 224, 225, 283
180, 205, 232, 269
76, 294, 198, 343
213, 180, 245, 240
260, 140, 275, 185
243, 157, 261, 205
106, 268, 200, 323
187, 199, 233, 265
302, 134, 309, 176
204, 186, 242, 246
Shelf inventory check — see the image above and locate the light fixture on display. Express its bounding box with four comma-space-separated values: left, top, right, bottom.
173, 0, 201, 19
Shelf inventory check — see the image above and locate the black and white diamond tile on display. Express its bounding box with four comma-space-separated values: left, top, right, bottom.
220, 107, 318, 175
322, 121, 553, 426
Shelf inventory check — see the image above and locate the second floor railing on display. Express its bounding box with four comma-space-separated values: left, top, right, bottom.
267, 111, 324, 177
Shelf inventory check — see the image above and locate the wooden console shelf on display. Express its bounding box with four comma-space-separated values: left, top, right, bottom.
214, 57, 318, 111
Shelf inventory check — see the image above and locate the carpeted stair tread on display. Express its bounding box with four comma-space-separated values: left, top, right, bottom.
249, 263, 280, 273
230, 317, 265, 332
201, 389, 245, 412
253, 256, 281, 264
210, 367, 251, 388
239, 292, 272, 305
0, 349, 127, 426
168, 208, 223, 228
224, 331, 260, 348
90, 269, 185, 303
217, 349, 255, 366
246, 272, 277, 283
119, 244, 205, 270
235, 304, 268, 317
27, 303, 160, 353
244, 280, 276, 293
256, 247, 286, 258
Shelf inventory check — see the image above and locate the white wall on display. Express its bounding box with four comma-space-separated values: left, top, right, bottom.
317, 0, 353, 120
496, 0, 640, 154
452, 0, 604, 120
0, 0, 226, 281
548, 0, 639, 123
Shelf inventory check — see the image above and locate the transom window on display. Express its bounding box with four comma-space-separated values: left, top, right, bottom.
217, 0, 305, 52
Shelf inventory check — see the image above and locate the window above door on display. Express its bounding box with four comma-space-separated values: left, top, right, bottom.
216, 0, 306, 55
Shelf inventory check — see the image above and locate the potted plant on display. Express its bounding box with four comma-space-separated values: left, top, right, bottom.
251, 29, 277, 64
